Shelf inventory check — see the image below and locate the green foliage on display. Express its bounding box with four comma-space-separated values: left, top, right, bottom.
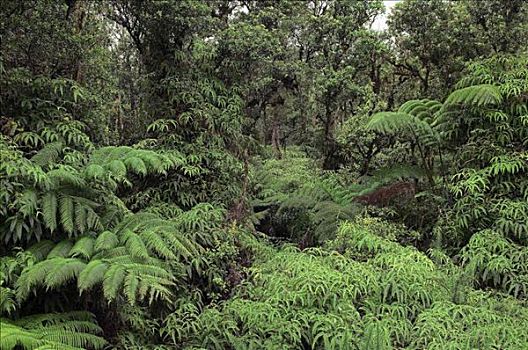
0, 312, 106, 350
444, 84, 503, 107
187, 220, 528, 349
252, 149, 367, 244
1, 107, 243, 348
431, 56, 528, 297
461, 230, 528, 298
13, 208, 206, 305
2, 0, 528, 348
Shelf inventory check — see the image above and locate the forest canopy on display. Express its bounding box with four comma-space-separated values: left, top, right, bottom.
1, 0, 527, 349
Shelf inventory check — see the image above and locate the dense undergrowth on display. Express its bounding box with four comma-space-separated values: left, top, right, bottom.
2, 1, 528, 349
187, 220, 528, 349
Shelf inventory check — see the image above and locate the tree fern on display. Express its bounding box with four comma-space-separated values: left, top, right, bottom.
47, 241, 74, 259
43, 258, 86, 291
69, 236, 94, 260
368, 107, 439, 148
0, 312, 106, 350
13, 207, 205, 305
77, 260, 108, 292
59, 195, 75, 235
94, 231, 119, 251
444, 84, 503, 107
41, 192, 58, 232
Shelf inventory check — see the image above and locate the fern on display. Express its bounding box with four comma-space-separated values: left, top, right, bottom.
444, 84, 503, 107
102, 264, 126, 301
13, 207, 207, 306
0, 286, 17, 315
31, 142, 64, 168
43, 258, 87, 290
189, 219, 528, 349
361, 320, 392, 350
367, 111, 416, 135
0, 312, 106, 350
77, 260, 108, 292
94, 231, 119, 251
59, 195, 75, 235
123, 230, 150, 259
47, 241, 74, 258
69, 236, 94, 259
41, 192, 58, 232
84, 164, 105, 180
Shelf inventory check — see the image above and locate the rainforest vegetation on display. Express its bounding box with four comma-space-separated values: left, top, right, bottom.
1, 0, 527, 349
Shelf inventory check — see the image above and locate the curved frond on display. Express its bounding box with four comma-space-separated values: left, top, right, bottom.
69, 236, 95, 260
444, 84, 502, 107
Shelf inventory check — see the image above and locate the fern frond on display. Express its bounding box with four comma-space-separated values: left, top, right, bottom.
47, 167, 85, 189
399, 99, 442, 122
27, 240, 56, 261
74, 201, 87, 234
123, 230, 150, 259
102, 264, 125, 302
94, 231, 119, 251
123, 273, 139, 304
107, 160, 127, 178
78, 260, 108, 292
43, 258, 86, 290
444, 84, 502, 107
0, 286, 17, 315
59, 195, 75, 234
367, 112, 415, 134
31, 142, 64, 168
124, 157, 147, 176
1, 312, 106, 350
47, 240, 74, 258
84, 164, 105, 180
16, 259, 56, 301
139, 228, 177, 260
69, 236, 94, 260
41, 192, 58, 232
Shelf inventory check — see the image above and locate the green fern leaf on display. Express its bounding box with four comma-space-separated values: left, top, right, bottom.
84, 164, 105, 180
69, 237, 94, 260
78, 260, 108, 292
445, 84, 502, 107
123, 230, 149, 259
27, 240, 56, 261
44, 258, 86, 290
0, 312, 106, 350
47, 241, 74, 258
94, 231, 119, 251
123, 273, 139, 305
367, 112, 415, 134
0, 287, 17, 315
107, 160, 127, 178
124, 157, 147, 176
74, 201, 87, 234
102, 264, 125, 301
42, 192, 58, 232
59, 196, 75, 235
31, 142, 64, 167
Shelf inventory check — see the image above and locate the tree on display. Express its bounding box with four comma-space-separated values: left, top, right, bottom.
0, 0, 118, 143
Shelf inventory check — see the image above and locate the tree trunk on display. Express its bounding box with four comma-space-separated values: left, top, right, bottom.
271, 117, 282, 159
322, 104, 338, 170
